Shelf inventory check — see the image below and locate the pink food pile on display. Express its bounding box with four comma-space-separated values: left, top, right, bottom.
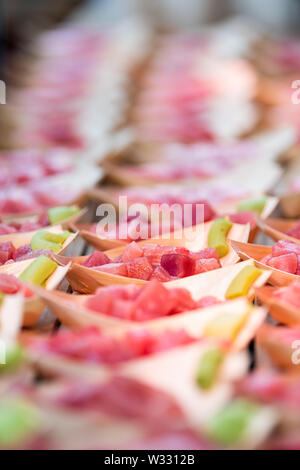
123, 183, 249, 207
122, 142, 256, 181
236, 369, 300, 407
31, 326, 195, 365
0, 149, 73, 188
46, 376, 186, 430
0, 273, 33, 298
133, 35, 255, 142
14, 30, 107, 149
226, 211, 257, 230
0, 149, 79, 216
85, 279, 220, 321
93, 200, 215, 242
93, 212, 256, 243
261, 240, 300, 275
82, 242, 221, 281
0, 182, 80, 215
273, 282, 300, 309
0, 241, 53, 265
0, 213, 49, 235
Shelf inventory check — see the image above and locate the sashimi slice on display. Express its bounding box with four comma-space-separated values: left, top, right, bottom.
82, 251, 111, 268
266, 253, 298, 274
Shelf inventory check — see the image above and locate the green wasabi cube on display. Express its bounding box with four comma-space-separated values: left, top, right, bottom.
208, 218, 233, 258
226, 266, 262, 299
0, 345, 24, 373
196, 347, 224, 390
30, 230, 70, 253
19, 255, 58, 286
0, 399, 39, 447
208, 399, 258, 445
237, 197, 267, 215
48, 206, 80, 225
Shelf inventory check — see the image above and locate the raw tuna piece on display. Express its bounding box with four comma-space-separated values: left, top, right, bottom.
168, 288, 197, 313
0, 273, 33, 297
105, 287, 139, 320
126, 257, 153, 280
31, 327, 130, 364
141, 244, 190, 264
0, 242, 15, 264
84, 292, 113, 315
85, 287, 113, 315
119, 284, 140, 300
0, 224, 17, 235
286, 221, 300, 240
194, 257, 221, 274
174, 247, 191, 256
0, 273, 23, 294
228, 211, 257, 230
150, 265, 172, 281
126, 328, 194, 357
14, 244, 32, 261
142, 244, 177, 264
85, 285, 139, 316
7, 221, 21, 230
161, 254, 195, 278
274, 282, 300, 308
190, 247, 219, 261
196, 296, 221, 308
272, 240, 300, 257
260, 254, 272, 265
134, 280, 173, 321
36, 212, 50, 227
137, 328, 194, 354
96, 262, 128, 277
0, 197, 33, 214
121, 242, 144, 261
0, 252, 9, 265
192, 201, 216, 224
85, 281, 200, 321
0, 241, 15, 258
267, 253, 298, 274
82, 251, 111, 268
109, 299, 134, 320
200, 247, 219, 260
